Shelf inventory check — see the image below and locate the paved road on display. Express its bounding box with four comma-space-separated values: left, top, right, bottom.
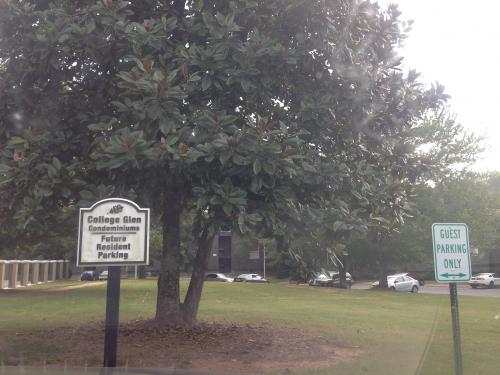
420, 284, 500, 297
352, 281, 500, 297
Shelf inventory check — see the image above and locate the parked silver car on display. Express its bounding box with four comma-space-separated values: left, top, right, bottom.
372, 273, 422, 291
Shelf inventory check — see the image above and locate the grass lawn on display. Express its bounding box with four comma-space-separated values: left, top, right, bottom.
1, 279, 499, 374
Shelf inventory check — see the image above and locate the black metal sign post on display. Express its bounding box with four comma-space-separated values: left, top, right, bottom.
432, 223, 470, 375
103, 266, 121, 368
449, 283, 463, 375
77, 199, 150, 371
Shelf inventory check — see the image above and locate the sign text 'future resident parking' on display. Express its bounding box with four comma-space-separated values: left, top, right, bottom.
77, 198, 150, 266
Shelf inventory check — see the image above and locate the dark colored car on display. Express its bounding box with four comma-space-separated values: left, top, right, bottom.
80, 270, 99, 281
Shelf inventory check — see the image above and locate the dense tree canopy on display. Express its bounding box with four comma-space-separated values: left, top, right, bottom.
347, 172, 500, 279
0, 0, 463, 323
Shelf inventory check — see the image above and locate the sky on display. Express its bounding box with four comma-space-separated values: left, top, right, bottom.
377, 0, 500, 172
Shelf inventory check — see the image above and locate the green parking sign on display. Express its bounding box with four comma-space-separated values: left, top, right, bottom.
432, 223, 471, 283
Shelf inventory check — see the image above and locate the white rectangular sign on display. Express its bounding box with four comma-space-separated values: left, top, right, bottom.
77, 198, 150, 266
432, 223, 471, 283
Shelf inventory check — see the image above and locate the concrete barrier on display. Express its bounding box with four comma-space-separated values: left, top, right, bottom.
41, 261, 50, 284
20, 260, 30, 286
32, 261, 41, 284
10, 262, 18, 288
0, 260, 7, 289
63, 260, 70, 278
0, 259, 70, 289
49, 260, 57, 282
57, 260, 64, 280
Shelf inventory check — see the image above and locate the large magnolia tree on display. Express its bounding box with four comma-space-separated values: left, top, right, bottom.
1, 0, 448, 324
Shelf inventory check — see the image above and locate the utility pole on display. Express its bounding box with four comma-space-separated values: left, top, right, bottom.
263, 245, 266, 279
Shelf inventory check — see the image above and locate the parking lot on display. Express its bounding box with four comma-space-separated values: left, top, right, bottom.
352, 281, 500, 297
419, 284, 500, 297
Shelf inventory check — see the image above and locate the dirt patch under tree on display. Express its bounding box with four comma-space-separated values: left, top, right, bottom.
1, 320, 358, 373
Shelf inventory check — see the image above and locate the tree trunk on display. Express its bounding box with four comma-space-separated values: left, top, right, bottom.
339, 259, 346, 288
182, 224, 214, 325
371, 231, 389, 289
155, 176, 184, 325
378, 252, 389, 289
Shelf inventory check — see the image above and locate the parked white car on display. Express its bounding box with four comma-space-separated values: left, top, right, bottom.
233, 273, 268, 283
469, 273, 500, 289
98, 270, 108, 280
205, 273, 233, 282
372, 273, 419, 292
391, 275, 420, 293
371, 273, 407, 288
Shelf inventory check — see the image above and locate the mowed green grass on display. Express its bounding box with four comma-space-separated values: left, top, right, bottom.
1, 279, 499, 375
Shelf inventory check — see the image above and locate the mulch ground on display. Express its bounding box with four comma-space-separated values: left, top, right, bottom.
1, 320, 358, 373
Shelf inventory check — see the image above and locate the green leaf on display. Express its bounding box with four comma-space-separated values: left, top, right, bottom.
250, 177, 262, 192
152, 70, 165, 81
52, 157, 62, 170
223, 204, 233, 216
238, 214, 246, 233
8, 137, 25, 146
246, 213, 262, 223
88, 123, 110, 132
188, 73, 202, 82
233, 154, 251, 165
202, 76, 212, 91
159, 121, 173, 135
223, 177, 233, 192
253, 159, 262, 175
79, 190, 94, 201
263, 161, 276, 175
167, 69, 178, 82
371, 216, 390, 224
0, 163, 13, 173
219, 152, 231, 165
302, 162, 317, 173
333, 221, 344, 232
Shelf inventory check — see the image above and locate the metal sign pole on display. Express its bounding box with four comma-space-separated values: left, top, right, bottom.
432, 223, 469, 374
103, 266, 121, 368
77, 199, 150, 371
449, 283, 463, 375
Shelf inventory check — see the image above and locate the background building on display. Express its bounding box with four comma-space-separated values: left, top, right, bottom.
207, 232, 264, 274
